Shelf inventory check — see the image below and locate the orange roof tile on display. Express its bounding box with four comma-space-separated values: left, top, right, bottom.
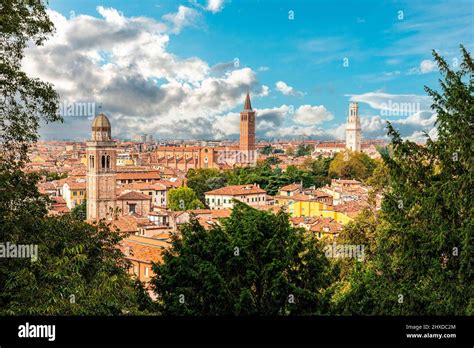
117, 191, 152, 201
280, 183, 302, 192
205, 184, 266, 196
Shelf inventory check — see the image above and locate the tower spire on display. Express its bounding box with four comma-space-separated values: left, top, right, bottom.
244, 92, 252, 111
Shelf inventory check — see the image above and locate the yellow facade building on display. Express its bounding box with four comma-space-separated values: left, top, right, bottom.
287, 200, 353, 225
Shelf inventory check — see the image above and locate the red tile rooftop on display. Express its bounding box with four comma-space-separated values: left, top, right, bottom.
118, 239, 164, 264
280, 183, 302, 192
205, 184, 266, 196
117, 191, 152, 201
314, 143, 346, 148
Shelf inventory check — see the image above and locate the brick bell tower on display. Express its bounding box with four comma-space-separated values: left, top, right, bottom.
239, 92, 256, 166
86, 113, 117, 220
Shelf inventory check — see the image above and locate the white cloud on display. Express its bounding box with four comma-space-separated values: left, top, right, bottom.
96, 6, 126, 26
162, 5, 201, 34
293, 105, 334, 125
408, 59, 437, 75
206, 0, 225, 13
265, 126, 326, 139
347, 92, 432, 115
420, 59, 437, 73
275, 81, 305, 97
190, 0, 225, 14
24, 8, 269, 140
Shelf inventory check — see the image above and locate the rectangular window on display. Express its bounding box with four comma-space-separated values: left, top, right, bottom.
144, 267, 149, 277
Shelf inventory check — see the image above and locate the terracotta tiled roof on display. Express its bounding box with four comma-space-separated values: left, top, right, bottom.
309, 218, 343, 234
64, 180, 86, 190
211, 209, 231, 219
290, 216, 343, 235
117, 191, 152, 201
303, 189, 332, 198
334, 201, 368, 217
52, 196, 66, 204
119, 239, 164, 264
332, 179, 361, 185
314, 143, 346, 149
111, 215, 139, 232
156, 179, 182, 189
280, 183, 302, 192
188, 209, 213, 215
205, 184, 265, 196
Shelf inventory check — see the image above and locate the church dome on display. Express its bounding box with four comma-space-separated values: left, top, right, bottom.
91, 113, 112, 141
92, 113, 111, 129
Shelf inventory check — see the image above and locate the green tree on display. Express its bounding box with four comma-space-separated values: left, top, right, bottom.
366, 159, 390, 193
0, 0, 143, 315
332, 45, 474, 315
186, 168, 227, 203
151, 202, 331, 315
296, 144, 313, 157
70, 199, 87, 221
260, 145, 274, 155
328, 150, 376, 180
168, 186, 205, 211
0, 216, 142, 315
264, 156, 281, 166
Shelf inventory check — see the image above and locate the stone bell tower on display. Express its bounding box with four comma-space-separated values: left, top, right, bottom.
345, 102, 361, 152
86, 113, 117, 220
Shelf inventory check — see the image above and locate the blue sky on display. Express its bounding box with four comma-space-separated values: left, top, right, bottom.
29, 0, 473, 141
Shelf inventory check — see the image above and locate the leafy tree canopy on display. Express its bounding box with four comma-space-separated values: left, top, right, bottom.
168, 186, 205, 211
152, 202, 332, 315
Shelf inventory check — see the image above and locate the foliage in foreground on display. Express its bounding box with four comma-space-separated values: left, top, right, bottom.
330, 45, 474, 315
151, 202, 332, 315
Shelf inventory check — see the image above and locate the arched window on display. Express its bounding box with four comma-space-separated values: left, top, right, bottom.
101, 155, 106, 169
90, 155, 95, 169
106, 155, 111, 169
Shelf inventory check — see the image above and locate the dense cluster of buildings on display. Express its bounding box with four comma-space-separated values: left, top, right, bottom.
33, 96, 382, 289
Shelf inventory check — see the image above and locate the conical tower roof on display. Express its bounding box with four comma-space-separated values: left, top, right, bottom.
244, 92, 252, 111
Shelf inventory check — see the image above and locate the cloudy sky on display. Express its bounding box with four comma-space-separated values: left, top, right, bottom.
27, 0, 473, 141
